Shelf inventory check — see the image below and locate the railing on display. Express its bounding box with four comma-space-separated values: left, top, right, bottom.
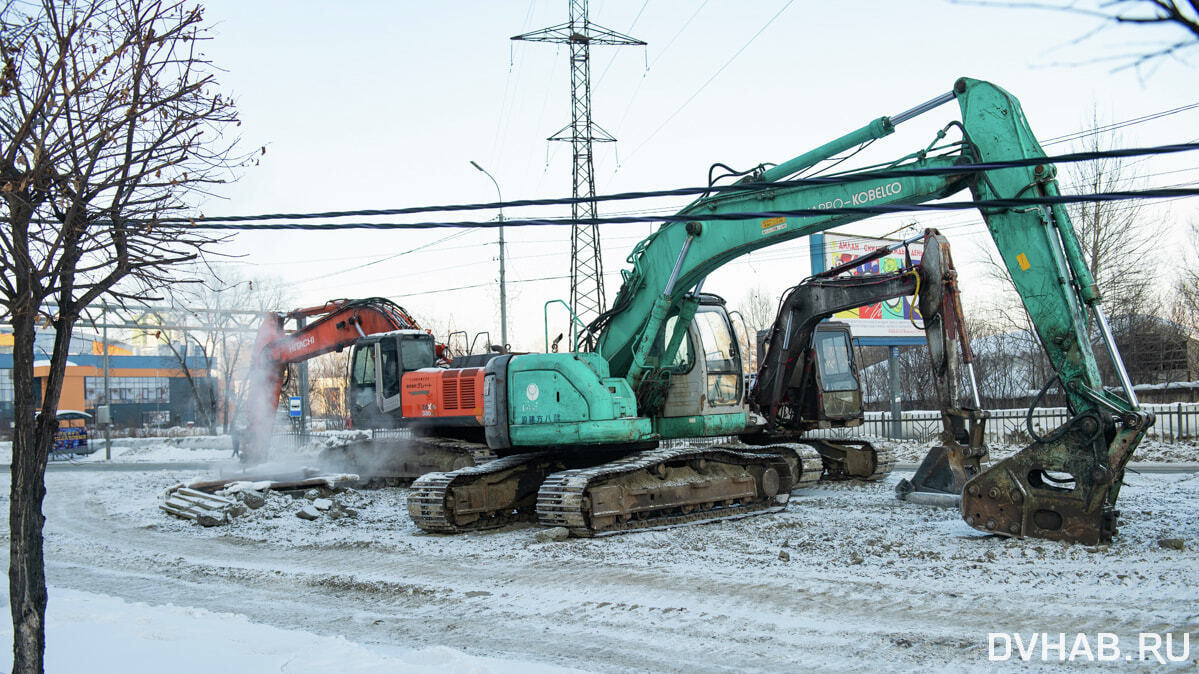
271, 402, 1199, 451
807, 402, 1199, 444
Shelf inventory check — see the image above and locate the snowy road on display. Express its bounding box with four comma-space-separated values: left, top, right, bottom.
25, 466, 1199, 672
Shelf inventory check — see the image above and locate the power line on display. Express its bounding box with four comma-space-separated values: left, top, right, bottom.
1041, 102, 1199, 147
618, 0, 795, 168
9, 143, 1195, 230
138, 142, 1199, 226
596, 0, 650, 85
288, 229, 476, 287
170, 187, 1199, 231
605, 0, 712, 166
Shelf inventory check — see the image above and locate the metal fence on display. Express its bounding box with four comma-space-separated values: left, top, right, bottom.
272, 404, 1199, 450
807, 402, 1199, 445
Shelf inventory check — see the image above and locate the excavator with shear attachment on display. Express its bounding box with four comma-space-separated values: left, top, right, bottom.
404, 77, 1148, 544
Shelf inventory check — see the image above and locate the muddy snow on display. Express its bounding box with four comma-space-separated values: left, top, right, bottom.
15, 435, 1197, 671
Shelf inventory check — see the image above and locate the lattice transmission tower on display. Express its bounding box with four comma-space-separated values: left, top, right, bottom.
512, 0, 644, 325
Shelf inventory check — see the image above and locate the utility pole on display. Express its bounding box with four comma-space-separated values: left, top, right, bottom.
470, 160, 508, 349
102, 301, 111, 460
888, 346, 903, 439
512, 0, 644, 325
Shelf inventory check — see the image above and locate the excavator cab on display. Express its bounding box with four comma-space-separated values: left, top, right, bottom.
658, 294, 746, 423
811, 324, 863, 423
755, 321, 863, 429
348, 330, 437, 428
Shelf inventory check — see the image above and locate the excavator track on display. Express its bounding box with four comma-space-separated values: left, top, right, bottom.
408, 452, 565, 533
536, 444, 822, 537
866, 443, 896, 481
805, 439, 895, 482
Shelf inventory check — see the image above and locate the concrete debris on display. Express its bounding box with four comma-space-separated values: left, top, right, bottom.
1157, 538, 1185, 551
240, 491, 266, 510
227, 503, 249, 519
221, 480, 274, 495
188, 473, 360, 495
534, 527, 570, 543
197, 513, 226, 528
296, 506, 321, 521
312, 498, 333, 511
160, 486, 236, 526
779, 550, 791, 562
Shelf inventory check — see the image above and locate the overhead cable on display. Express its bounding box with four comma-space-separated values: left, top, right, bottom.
148, 142, 1199, 226
167, 187, 1199, 231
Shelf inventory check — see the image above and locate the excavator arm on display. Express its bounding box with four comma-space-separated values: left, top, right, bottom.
573, 77, 1150, 543
750, 228, 989, 494
241, 298, 424, 464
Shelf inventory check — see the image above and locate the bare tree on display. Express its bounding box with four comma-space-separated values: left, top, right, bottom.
138, 266, 287, 434
955, 1, 1198, 70
0, 1, 249, 669
1065, 111, 1161, 320
1169, 222, 1199, 380
303, 350, 349, 426
733, 285, 777, 373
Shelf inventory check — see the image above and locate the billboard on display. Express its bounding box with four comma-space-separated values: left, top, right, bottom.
822, 233, 924, 339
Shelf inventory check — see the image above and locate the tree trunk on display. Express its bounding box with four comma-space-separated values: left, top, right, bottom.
9, 312, 47, 674
10, 306, 76, 674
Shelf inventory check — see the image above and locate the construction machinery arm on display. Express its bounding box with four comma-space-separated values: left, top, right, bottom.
585, 77, 1149, 543
751, 228, 989, 492
241, 298, 424, 464
593, 79, 1130, 419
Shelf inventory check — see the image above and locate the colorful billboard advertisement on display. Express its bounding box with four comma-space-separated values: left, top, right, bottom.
822, 233, 924, 339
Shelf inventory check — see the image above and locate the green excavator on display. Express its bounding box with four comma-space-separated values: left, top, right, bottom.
407, 77, 1152, 545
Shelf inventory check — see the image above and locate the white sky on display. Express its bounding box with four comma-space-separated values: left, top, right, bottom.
194, 0, 1199, 350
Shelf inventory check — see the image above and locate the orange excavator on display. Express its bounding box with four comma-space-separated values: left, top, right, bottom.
240, 297, 499, 480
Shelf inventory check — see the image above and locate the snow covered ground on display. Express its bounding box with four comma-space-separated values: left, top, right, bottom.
0, 587, 584, 673
14, 435, 1197, 672
0, 430, 368, 465
2, 430, 1195, 466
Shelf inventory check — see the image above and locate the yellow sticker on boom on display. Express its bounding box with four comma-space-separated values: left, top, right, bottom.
761, 217, 787, 235
1016, 253, 1030, 271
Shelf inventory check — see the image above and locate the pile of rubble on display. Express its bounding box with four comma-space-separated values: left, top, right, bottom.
160, 471, 360, 528
293, 487, 358, 522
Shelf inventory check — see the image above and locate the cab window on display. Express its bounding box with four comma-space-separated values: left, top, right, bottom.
814, 330, 857, 392
694, 308, 742, 406
653, 315, 694, 373
351, 344, 376, 386
379, 339, 401, 398
400, 335, 436, 370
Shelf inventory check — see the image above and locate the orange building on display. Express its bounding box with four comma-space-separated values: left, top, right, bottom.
2, 352, 214, 430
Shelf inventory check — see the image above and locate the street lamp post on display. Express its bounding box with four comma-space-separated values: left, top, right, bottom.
470, 160, 507, 350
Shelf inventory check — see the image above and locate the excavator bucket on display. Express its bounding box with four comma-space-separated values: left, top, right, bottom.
896, 406, 988, 502
897, 446, 973, 496
960, 411, 1153, 545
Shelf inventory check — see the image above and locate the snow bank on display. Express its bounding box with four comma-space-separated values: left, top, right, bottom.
0, 587, 585, 674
